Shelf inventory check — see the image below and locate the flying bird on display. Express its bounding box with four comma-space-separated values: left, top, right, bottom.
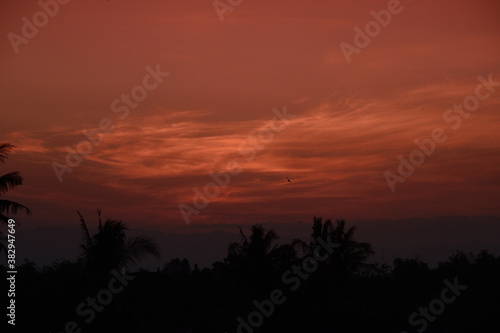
287, 177, 292, 183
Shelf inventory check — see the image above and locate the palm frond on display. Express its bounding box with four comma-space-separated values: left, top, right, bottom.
123, 236, 160, 268
0, 143, 15, 165
0, 172, 23, 195
77, 211, 92, 246
0, 200, 32, 223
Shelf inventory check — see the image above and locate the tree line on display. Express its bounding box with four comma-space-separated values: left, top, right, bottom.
1, 214, 499, 332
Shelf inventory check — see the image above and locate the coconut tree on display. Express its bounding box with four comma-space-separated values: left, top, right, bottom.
224, 224, 283, 297
78, 210, 160, 332
0, 143, 31, 222
0, 143, 31, 257
78, 209, 160, 280
303, 216, 374, 324
228, 224, 279, 262
308, 216, 374, 274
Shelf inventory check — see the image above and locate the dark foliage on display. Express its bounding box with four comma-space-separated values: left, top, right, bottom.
6, 217, 500, 332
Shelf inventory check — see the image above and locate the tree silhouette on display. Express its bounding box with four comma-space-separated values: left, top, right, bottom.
393, 256, 430, 281
77, 210, 161, 332
78, 209, 160, 280
0, 143, 31, 222
0, 143, 31, 257
7, 215, 500, 332
228, 224, 279, 261
289, 216, 376, 329
308, 216, 374, 275
223, 224, 284, 299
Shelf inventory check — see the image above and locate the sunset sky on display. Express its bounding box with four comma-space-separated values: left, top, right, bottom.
1, 0, 499, 235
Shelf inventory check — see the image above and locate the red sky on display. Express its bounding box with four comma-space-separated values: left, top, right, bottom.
1, 0, 499, 231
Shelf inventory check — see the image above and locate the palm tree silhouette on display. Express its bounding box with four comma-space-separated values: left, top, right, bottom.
78, 209, 160, 280
0, 143, 31, 257
77, 210, 160, 332
228, 224, 279, 261
308, 216, 374, 274
0, 143, 31, 222
297, 216, 375, 328
225, 224, 281, 297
